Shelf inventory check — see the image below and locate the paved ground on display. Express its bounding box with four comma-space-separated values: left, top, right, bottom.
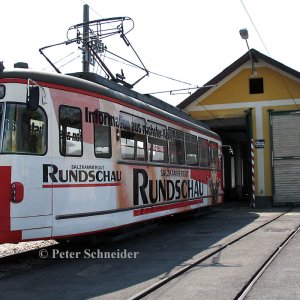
145, 207, 300, 300
0, 203, 299, 299
246, 211, 300, 300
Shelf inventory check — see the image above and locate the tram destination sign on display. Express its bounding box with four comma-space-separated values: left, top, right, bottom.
255, 139, 265, 148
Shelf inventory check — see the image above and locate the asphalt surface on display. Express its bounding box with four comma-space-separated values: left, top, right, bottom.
246, 211, 300, 300
0, 203, 299, 300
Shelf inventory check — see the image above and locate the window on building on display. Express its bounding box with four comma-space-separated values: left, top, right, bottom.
59, 105, 82, 156
169, 128, 185, 165
2, 103, 47, 155
249, 77, 264, 94
186, 133, 199, 165
120, 112, 147, 161
199, 138, 209, 167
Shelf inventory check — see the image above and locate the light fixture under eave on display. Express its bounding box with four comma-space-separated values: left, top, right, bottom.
239, 28, 249, 40
239, 28, 257, 77
222, 144, 233, 155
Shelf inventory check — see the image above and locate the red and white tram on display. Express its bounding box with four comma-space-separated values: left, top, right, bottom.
0, 68, 223, 243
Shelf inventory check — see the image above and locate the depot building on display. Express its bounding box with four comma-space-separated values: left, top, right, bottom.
178, 49, 300, 207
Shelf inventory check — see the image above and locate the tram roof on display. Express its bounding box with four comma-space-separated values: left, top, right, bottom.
0, 69, 220, 139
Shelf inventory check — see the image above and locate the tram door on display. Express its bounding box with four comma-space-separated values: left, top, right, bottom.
6, 98, 53, 240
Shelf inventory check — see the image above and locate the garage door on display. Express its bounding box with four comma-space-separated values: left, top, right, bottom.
271, 112, 300, 204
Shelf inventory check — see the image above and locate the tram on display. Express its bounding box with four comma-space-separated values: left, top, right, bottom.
0, 68, 223, 243
0, 17, 223, 244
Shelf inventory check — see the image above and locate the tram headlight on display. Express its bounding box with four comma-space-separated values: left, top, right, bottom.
0, 85, 5, 99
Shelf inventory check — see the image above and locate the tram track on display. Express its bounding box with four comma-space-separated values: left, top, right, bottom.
127, 209, 295, 300
0, 205, 297, 299
235, 225, 300, 300
0, 206, 297, 299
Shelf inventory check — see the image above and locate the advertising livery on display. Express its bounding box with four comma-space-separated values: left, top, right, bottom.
0, 69, 223, 243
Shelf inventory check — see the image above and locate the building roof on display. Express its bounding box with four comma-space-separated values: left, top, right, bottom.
177, 49, 300, 110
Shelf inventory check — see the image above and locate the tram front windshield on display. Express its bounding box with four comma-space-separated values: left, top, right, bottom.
0, 103, 3, 145
1, 103, 47, 155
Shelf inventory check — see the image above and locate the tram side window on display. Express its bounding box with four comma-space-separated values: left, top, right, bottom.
120, 112, 147, 161
185, 133, 198, 165
0, 104, 3, 132
94, 121, 111, 158
59, 105, 82, 157
147, 121, 168, 163
2, 103, 47, 155
210, 142, 219, 169
169, 128, 185, 165
199, 138, 209, 167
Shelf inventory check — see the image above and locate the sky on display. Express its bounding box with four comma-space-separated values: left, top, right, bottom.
2, 0, 300, 106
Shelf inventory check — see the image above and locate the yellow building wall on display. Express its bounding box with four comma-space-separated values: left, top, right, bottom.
197, 67, 300, 107
187, 66, 300, 199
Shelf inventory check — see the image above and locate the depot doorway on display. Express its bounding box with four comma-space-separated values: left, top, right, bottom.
270, 111, 300, 205
204, 116, 252, 203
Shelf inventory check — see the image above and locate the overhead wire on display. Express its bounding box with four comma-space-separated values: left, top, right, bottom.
42, 51, 77, 71
80, 0, 104, 18
75, 0, 223, 122
103, 53, 195, 86
240, 0, 299, 110
240, 0, 270, 56
69, 1, 235, 124
74, 0, 297, 121
66, 0, 225, 123
100, 47, 221, 119
57, 54, 82, 69
77, 0, 198, 90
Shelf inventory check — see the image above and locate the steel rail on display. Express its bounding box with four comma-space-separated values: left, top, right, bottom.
235, 225, 300, 300
127, 209, 292, 300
